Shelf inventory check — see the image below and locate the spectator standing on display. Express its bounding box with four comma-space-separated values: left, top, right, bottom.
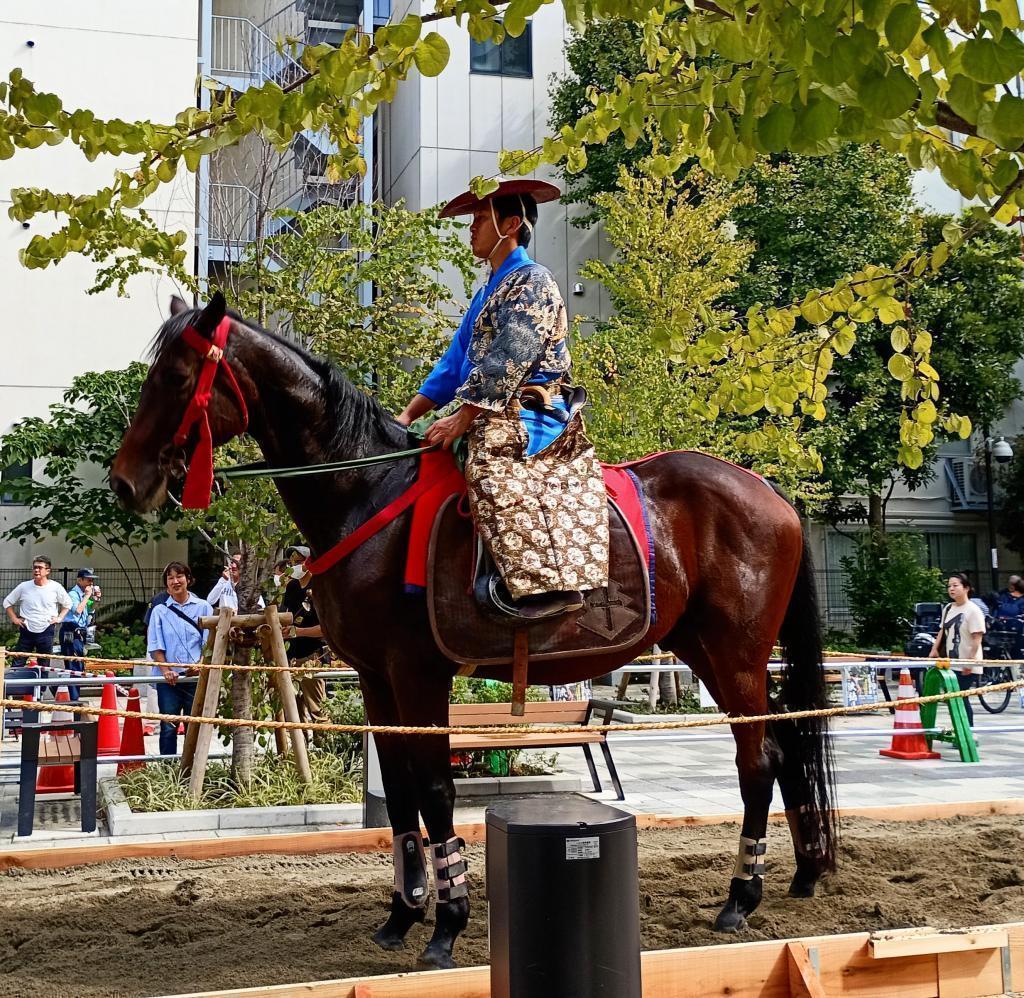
281, 546, 328, 732
208, 552, 265, 612
147, 562, 211, 755
929, 573, 986, 726
61, 568, 101, 699
3, 556, 72, 669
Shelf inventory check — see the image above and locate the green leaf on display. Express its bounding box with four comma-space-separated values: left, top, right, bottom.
797, 96, 840, 142
885, 3, 921, 53
503, 0, 543, 37
857, 67, 918, 119
947, 74, 986, 124
387, 14, 422, 48
413, 33, 450, 77
757, 104, 795, 153
890, 326, 910, 352
990, 94, 1024, 145
888, 353, 914, 380
961, 34, 1024, 84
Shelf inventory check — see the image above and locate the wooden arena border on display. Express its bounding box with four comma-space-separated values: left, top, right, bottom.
1, 798, 1022, 874
167, 922, 1024, 997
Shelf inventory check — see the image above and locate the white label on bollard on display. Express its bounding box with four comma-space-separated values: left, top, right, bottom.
565, 837, 600, 860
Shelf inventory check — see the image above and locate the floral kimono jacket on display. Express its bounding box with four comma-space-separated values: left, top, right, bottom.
419, 247, 609, 599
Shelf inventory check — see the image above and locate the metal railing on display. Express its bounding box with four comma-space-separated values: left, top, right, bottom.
210, 14, 306, 85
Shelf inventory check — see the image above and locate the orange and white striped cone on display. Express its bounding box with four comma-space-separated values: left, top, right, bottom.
880, 668, 941, 760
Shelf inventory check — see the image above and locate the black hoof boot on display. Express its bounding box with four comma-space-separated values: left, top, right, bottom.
418, 898, 469, 969
713, 877, 762, 933
373, 892, 426, 951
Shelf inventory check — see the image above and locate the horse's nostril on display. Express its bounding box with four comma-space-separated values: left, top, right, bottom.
111, 473, 137, 503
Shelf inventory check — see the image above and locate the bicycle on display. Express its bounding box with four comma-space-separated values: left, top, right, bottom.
979, 625, 1018, 714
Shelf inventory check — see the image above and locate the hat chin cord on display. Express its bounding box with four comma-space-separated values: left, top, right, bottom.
484, 195, 533, 269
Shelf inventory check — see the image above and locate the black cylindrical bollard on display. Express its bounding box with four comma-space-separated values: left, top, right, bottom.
487, 797, 642, 998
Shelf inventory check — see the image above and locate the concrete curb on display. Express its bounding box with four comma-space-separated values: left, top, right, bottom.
99, 772, 582, 836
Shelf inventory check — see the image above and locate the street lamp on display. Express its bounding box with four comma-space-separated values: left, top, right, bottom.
984, 429, 1014, 592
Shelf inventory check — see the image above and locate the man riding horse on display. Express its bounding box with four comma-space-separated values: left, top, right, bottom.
397, 179, 609, 621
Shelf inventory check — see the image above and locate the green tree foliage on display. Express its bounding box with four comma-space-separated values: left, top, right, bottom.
0, 364, 174, 600
228, 200, 475, 412
4, 1, 1016, 472
840, 532, 945, 647
997, 434, 1024, 558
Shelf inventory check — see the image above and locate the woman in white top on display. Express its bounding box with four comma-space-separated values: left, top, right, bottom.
929, 573, 986, 725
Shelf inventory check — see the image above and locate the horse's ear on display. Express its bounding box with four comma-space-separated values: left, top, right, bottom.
193, 291, 227, 337
169, 295, 189, 317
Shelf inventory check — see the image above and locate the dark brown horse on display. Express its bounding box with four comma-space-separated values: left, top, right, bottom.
111, 293, 836, 969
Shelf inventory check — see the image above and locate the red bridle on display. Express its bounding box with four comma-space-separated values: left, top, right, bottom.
173, 316, 249, 509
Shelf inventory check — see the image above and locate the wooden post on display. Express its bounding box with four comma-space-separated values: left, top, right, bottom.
273, 710, 287, 756
184, 607, 234, 800
262, 604, 312, 785
511, 628, 528, 717
179, 668, 211, 772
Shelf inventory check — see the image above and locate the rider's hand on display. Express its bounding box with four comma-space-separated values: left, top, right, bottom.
424, 408, 477, 450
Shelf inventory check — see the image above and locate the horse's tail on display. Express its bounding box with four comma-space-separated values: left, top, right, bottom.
775, 529, 838, 871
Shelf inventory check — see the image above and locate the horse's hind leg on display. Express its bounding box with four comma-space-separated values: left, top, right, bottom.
770, 716, 830, 898
669, 634, 778, 933
361, 678, 429, 951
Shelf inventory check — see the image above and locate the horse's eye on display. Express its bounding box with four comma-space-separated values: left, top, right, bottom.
162, 368, 189, 388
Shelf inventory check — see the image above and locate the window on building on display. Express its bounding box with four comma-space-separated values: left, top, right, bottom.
470, 23, 533, 78
1, 460, 30, 505
925, 531, 979, 578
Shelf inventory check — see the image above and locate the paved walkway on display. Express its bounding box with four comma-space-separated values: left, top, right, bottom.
2, 685, 1022, 847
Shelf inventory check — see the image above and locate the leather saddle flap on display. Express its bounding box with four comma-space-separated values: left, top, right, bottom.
427, 494, 650, 666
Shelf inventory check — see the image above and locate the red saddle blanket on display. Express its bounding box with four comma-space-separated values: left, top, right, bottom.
402, 448, 653, 591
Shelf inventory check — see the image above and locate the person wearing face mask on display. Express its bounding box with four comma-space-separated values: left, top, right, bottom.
207, 551, 265, 612
396, 179, 609, 621
280, 545, 328, 734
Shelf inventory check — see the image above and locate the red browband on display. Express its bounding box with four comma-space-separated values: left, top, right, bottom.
173, 316, 249, 509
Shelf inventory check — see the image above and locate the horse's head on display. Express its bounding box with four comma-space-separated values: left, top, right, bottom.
111, 292, 249, 512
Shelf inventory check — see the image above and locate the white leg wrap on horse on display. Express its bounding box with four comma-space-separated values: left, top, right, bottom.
786, 805, 826, 858
393, 831, 429, 909
733, 836, 767, 880
432, 835, 469, 902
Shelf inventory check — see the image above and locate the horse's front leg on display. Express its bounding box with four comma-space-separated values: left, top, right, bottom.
360, 680, 429, 951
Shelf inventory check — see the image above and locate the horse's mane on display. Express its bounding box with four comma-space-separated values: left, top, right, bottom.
149, 307, 409, 453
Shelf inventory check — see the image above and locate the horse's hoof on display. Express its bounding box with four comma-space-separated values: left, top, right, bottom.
713, 902, 748, 933
418, 944, 457, 970
788, 875, 816, 898
372, 893, 426, 950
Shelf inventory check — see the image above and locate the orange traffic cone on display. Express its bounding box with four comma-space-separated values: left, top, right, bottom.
117, 688, 147, 775
880, 668, 941, 760
96, 677, 121, 756
36, 687, 76, 794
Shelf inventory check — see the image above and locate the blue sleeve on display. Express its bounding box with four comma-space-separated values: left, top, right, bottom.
147, 606, 167, 655
418, 302, 478, 408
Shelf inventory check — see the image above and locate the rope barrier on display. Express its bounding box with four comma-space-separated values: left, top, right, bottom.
1, 650, 354, 674
3, 677, 1020, 738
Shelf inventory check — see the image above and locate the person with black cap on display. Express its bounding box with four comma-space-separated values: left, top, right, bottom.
61, 568, 101, 699
396, 179, 609, 619
280, 544, 328, 731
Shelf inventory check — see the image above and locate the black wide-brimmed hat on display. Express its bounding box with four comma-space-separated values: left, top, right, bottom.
439, 178, 561, 218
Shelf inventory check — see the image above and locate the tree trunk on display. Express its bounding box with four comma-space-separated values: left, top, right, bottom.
230, 645, 254, 785
867, 491, 884, 538
231, 541, 260, 785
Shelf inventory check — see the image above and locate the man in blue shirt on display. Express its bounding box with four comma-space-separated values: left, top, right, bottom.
397, 179, 609, 620
61, 568, 100, 700
147, 561, 212, 756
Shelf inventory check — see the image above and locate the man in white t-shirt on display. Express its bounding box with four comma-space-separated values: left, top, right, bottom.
929, 573, 987, 725
3, 555, 73, 669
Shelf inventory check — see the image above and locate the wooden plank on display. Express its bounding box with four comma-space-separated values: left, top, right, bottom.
199, 612, 292, 630
936, 949, 1004, 998
871, 927, 1008, 959
1010, 922, 1024, 993
787, 942, 826, 998
450, 732, 604, 749
448, 701, 589, 724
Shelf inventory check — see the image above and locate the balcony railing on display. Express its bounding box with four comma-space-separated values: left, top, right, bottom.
210, 15, 305, 86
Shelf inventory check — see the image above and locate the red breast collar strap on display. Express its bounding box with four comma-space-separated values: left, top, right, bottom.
173, 316, 249, 510
306, 460, 453, 576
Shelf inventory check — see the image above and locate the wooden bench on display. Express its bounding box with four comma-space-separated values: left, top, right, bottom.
448, 700, 624, 800
17, 718, 99, 837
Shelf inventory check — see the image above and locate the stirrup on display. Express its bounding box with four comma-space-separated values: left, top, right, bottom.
487, 577, 584, 620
